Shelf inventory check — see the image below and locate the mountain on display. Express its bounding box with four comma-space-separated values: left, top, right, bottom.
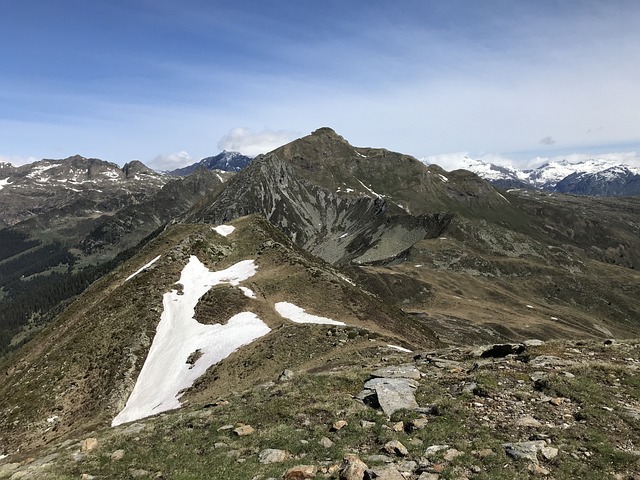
0, 215, 435, 452
0, 129, 639, 478
0, 155, 167, 228
442, 157, 640, 195
167, 151, 253, 176
0, 164, 232, 357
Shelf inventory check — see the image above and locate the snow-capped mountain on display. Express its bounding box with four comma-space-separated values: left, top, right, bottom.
440, 157, 640, 196
167, 150, 252, 176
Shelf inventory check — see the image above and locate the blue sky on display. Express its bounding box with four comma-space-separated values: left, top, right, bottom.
2, 1, 640, 170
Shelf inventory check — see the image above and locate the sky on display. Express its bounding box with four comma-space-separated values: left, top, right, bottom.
2, 1, 640, 171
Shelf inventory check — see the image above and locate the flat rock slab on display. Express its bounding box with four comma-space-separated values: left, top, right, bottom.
363, 377, 419, 416
371, 364, 422, 380
503, 440, 547, 463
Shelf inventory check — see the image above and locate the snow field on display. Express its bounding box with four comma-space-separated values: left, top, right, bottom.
112, 256, 269, 426
275, 302, 345, 326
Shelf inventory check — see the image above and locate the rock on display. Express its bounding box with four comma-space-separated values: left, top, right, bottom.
217, 424, 234, 431
110, 449, 125, 461
81, 438, 99, 452
279, 369, 295, 382
80, 475, 96, 480
365, 464, 404, 479
371, 364, 422, 380
541, 447, 559, 460
503, 441, 546, 463
233, 424, 254, 436
418, 474, 440, 480
524, 339, 545, 347
530, 371, 547, 382
477, 343, 525, 358
214, 442, 228, 449
396, 460, 418, 473
443, 448, 464, 461
319, 437, 334, 448
339, 454, 368, 480
549, 397, 565, 406
604, 339, 616, 346
259, 449, 291, 464
383, 440, 408, 456
425, 445, 450, 457
409, 417, 429, 430
516, 416, 542, 428
283, 465, 317, 479
363, 378, 419, 416
360, 420, 376, 429
332, 420, 348, 431
391, 421, 404, 432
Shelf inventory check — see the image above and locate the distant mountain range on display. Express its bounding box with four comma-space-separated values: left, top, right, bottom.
426, 157, 640, 196
167, 150, 252, 176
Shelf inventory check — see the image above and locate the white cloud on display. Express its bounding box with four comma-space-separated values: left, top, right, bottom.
149, 150, 194, 171
217, 128, 295, 157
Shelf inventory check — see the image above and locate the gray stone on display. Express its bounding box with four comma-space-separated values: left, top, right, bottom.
383, 440, 408, 456
258, 449, 290, 464
503, 441, 546, 463
110, 450, 125, 462
366, 464, 404, 480
443, 448, 464, 461
319, 437, 334, 448
363, 378, 419, 416
425, 445, 450, 457
418, 474, 440, 480
524, 339, 545, 347
541, 447, 559, 460
278, 369, 295, 382
371, 364, 422, 380
530, 356, 575, 367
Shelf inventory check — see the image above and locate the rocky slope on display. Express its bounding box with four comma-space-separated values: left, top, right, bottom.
0, 167, 231, 357
0, 215, 436, 454
1, 338, 638, 479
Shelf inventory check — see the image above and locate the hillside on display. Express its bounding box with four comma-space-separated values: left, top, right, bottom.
0, 215, 436, 454
0, 129, 639, 479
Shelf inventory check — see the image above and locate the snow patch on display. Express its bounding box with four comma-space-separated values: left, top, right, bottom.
0, 454, 6, 460
387, 345, 412, 353
239, 286, 256, 298
526, 305, 534, 309
438, 174, 449, 182
112, 256, 269, 426
125, 255, 162, 282
213, 225, 235, 236
550, 316, 559, 320
0, 178, 11, 190
275, 302, 345, 325
47, 416, 59, 423
216, 173, 224, 182
339, 233, 349, 239
356, 179, 383, 198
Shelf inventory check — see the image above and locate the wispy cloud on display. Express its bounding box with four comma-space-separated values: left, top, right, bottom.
217, 128, 296, 157
0, 154, 39, 167
539, 136, 557, 146
149, 151, 195, 171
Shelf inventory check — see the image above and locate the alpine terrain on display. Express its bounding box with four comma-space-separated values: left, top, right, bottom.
0, 129, 638, 479
448, 157, 640, 196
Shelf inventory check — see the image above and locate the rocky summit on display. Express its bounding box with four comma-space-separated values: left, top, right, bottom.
0, 129, 639, 479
